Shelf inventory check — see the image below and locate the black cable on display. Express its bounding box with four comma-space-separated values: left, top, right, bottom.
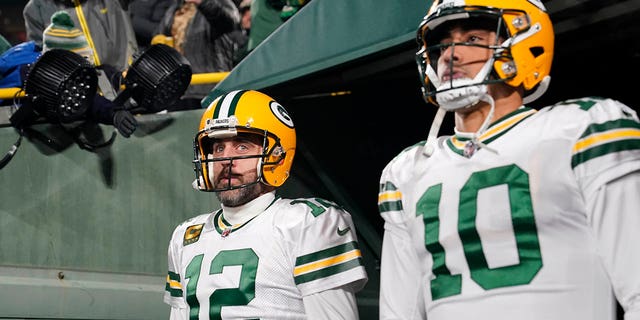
0, 130, 23, 170
1, 91, 27, 170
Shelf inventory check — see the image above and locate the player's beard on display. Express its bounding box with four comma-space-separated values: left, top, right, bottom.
215, 182, 264, 207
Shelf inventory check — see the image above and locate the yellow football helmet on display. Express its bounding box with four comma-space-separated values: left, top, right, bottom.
193, 90, 296, 192
416, 0, 554, 107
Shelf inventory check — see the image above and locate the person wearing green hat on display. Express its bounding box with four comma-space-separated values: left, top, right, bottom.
23, 0, 138, 73
42, 10, 95, 62
38, 10, 138, 138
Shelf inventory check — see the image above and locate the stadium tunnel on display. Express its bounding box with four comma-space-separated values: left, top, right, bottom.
0, 0, 639, 318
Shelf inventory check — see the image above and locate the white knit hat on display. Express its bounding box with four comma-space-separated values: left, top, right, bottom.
42, 10, 94, 63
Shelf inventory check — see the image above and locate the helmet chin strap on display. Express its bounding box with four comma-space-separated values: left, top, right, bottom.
423, 101, 446, 157
423, 58, 497, 157
256, 157, 265, 184
193, 178, 203, 190
454, 93, 499, 155
523, 75, 550, 104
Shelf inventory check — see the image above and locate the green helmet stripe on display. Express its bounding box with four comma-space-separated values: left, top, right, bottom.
211, 92, 227, 119
214, 90, 248, 119
226, 90, 247, 116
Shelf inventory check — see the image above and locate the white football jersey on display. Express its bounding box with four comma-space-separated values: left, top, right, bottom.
378, 97, 640, 320
164, 196, 368, 319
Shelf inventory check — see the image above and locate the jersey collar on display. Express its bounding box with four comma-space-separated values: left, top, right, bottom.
447, 106, 537, 157
214, 192, 278, 237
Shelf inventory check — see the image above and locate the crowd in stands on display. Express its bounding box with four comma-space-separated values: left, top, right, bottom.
1, 0, 310, 112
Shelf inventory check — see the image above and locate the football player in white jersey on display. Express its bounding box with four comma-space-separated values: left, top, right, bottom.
378, 0, 640, 319
164, 90, 368, 319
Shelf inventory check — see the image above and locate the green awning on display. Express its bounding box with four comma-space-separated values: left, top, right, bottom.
204, 0, 429, 105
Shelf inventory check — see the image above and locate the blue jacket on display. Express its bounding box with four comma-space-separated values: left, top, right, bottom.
0, 41, 41, 90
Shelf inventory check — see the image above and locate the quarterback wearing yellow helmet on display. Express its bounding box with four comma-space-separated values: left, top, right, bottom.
164, 90, 368, 319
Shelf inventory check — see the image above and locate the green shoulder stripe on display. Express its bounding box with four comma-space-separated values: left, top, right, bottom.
378, 181, 403, 213
572, 119, 640, 168
165, 271, 183, 297
293, 241, 363, 285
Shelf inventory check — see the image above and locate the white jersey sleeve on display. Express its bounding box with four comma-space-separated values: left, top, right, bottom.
568, 98, 640, 318
302, 285, 360, 320
278, 197, 369, 296
378, 143, 429, 320
589, 171, 640, 320
378, 97, 640, 320
169, 306, 188, 320
163, 214, 207, 310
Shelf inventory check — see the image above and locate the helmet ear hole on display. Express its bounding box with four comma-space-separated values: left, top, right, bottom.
530, 46, 545, 58
272, 146, 284, 158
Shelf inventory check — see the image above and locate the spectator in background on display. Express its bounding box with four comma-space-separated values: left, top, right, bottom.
23, 0, 138, 73
0, 10, 137, 138
42, 11, 94, 60
0, 41, 40, 105
229, 0, 250, 66
279, 0, 307, 21
239, 0, 252, 31
247, 0, 280, 52
129, 0, 173, 50
153, 0, 239, 110
41, 10, 137, 137
247, 0, 308, 52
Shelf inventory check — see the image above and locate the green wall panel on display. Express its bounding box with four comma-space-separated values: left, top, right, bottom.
0, 110, 214, 274
0, 109, 380, 318
0, 110, 220, 318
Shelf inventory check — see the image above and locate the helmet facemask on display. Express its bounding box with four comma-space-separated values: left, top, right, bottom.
416, 1, 554, 157
193, 117, 286, 192
417, 0, 554, 107
417, 9, 516, 111
193, 90, 296, 192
